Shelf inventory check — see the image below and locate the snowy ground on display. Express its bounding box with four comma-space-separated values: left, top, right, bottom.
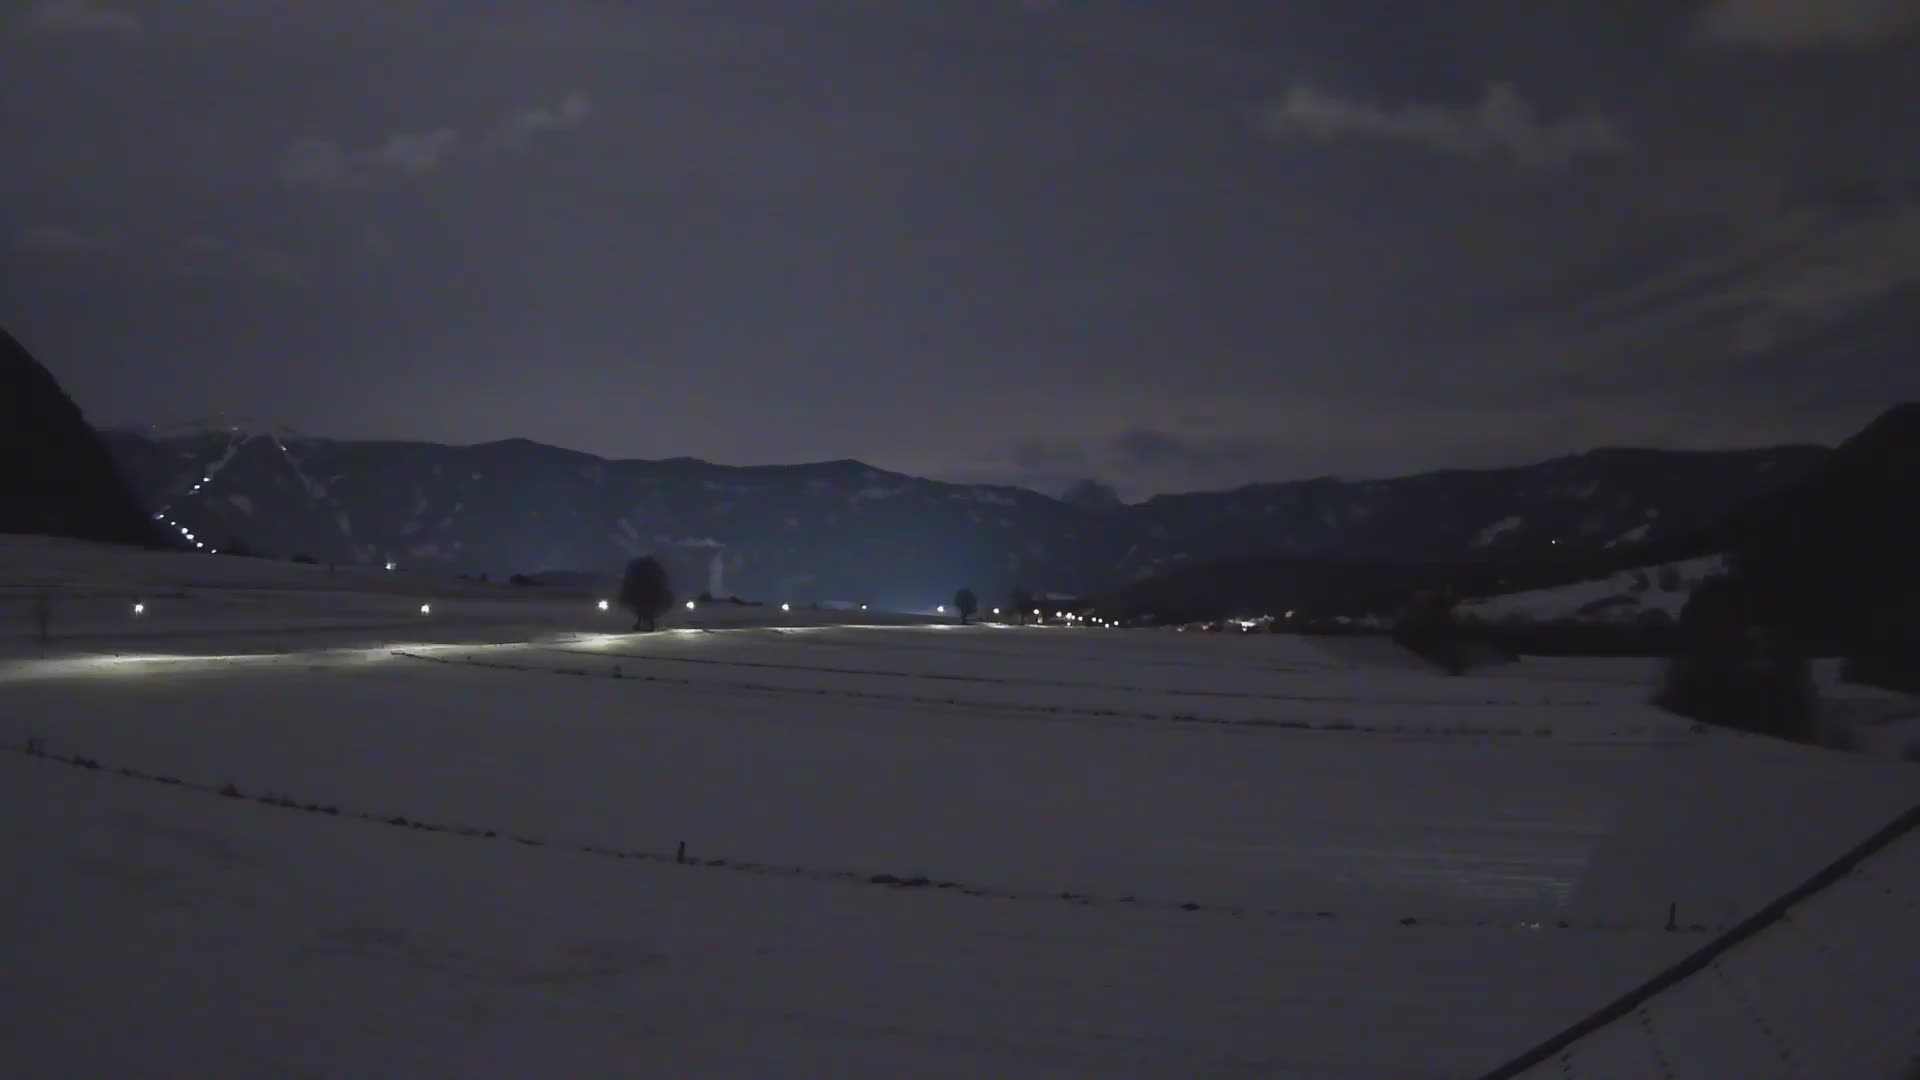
3, 536, 1916, 1077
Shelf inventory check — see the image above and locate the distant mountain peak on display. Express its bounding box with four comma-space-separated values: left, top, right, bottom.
1060, 478, 1124, 511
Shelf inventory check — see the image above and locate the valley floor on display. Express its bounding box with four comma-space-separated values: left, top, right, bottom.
2, 537, 1916, 1077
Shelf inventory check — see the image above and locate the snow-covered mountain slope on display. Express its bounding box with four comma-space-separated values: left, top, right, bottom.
1460, 555, 1730, 625
101, 425, 1824, 606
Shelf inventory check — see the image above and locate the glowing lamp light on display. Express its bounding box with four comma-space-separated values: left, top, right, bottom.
685, 600, 696, 610
385, 562, 396, 571
132, 602, 145, 616
194, 542, 204, 549
860, 604, 868, 611
781, 602, 791, 612
597, 599, 610, 611
936, 605, 946, 613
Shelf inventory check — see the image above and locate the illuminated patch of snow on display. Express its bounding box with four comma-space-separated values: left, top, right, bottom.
1473, 516, 1524, 548
1606, 522, 1653, 548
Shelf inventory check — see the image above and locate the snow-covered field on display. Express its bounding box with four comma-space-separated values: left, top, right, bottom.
3, 536, 1916, 1077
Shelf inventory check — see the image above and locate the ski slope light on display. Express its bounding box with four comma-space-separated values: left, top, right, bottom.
597, 599, 610, 611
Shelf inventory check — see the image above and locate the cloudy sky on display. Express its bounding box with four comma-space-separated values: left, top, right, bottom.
5, 0, 1918, 498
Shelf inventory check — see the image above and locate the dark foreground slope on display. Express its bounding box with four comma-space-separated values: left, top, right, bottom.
1, 329, 166, 548
1726, 403, 1920, 671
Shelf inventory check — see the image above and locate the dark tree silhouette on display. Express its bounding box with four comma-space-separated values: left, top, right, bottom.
1655, 572, 1817, 742
1009, 587, 1034, 626
1392, 588, 1467, 675
619, 556, 674, 631
29, 589, 53, 644
953, 587, 978, 624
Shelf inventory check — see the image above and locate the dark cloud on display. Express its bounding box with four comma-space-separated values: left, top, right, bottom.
15, 224, 120, 255
1, 2, 1915, 497
27, 0, 139, 36
1256, 83, 1626, 170
1111, 429, 1260, 469
485, 92, 593, 152
280, 93, 589, 188
1701, 0, 1920, 49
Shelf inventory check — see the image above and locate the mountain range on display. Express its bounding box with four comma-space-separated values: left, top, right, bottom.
99, 419, 1825, 608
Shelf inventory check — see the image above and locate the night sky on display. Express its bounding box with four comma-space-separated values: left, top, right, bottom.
5, 0, 1918, 499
